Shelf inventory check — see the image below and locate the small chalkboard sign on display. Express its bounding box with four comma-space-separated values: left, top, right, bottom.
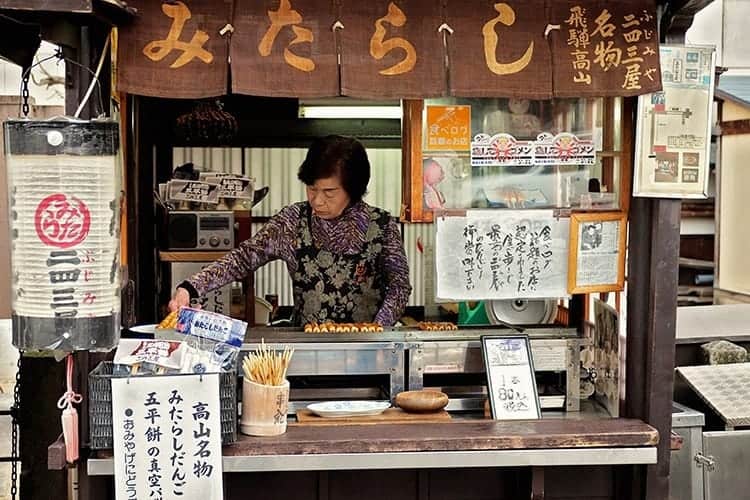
482, 335, 541, 420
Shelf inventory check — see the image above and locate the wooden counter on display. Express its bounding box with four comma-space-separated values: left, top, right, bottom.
89, 418, 657, 476
225, 418, 657, 456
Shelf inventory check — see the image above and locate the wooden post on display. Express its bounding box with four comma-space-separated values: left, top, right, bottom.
625, 197, 680, 500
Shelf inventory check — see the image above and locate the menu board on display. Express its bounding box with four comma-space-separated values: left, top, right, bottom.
634, 45, 715, 198
435, 210, 569, 300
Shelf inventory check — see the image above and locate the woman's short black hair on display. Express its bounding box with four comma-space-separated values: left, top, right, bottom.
298, 135, 370, 202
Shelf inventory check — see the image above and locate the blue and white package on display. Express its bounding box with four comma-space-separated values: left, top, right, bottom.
176, 307, 246, 347
175, 307, 247, 373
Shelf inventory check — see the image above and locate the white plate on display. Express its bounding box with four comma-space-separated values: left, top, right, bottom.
128, 324, 157, 334
307, 400, 391, 418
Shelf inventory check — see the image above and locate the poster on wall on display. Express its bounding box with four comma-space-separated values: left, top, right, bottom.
634, 45, 716, 198
425, 105, 471, 152
471, 132, 596, 167
435, 210, 569, 300
568, 212, 627, 294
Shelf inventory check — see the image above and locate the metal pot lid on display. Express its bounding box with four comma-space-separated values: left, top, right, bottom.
485, 299, 556, 325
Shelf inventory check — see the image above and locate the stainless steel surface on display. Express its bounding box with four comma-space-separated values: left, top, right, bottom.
244, 326, 580, 343
241, 341, 404, 407
672, 402, 706, 428
671, 402, 705, 500
408, 337, 584, 412
242, 327, 582, 414
87, 446, 657, 475
676, 363, 750, 427
703, 430, 750, 500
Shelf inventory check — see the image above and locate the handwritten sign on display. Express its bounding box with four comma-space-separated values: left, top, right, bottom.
118, 0, 660, 99
112, 374, 223, 500
425, 105, 471, 151
482, 335, 540, 420
551, 2, 662, 97
167, 180, 220, 204
436, 210, 569, 300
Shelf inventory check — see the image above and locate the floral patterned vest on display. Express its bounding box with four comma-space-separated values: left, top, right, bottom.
291, 203, 390, 325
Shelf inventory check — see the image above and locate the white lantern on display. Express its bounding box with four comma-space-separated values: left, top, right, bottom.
4, 118, 121, 351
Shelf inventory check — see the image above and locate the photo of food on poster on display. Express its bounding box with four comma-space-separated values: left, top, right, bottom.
634, 45, 715, 198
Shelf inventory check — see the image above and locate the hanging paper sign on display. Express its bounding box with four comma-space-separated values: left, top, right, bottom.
168, 180, 220, 204
425, 105, 471, 152
435, 210, 569, 300
112, 374, 223, 500
471, 132, 596, 167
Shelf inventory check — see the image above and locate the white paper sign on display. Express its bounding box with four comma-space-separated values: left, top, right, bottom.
483, 336, 540, 420
575, 219, 621, 287
634, 45, 715, 198
112, 374, 223, 500
436, 210, 569, 300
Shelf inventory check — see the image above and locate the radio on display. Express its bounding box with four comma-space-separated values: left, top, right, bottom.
167, 211, 234, 250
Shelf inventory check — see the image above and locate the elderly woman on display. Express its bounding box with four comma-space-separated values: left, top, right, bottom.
169, 135, 412, 326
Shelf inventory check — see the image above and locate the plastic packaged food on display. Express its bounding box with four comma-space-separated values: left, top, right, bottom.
175, 307, 247, 373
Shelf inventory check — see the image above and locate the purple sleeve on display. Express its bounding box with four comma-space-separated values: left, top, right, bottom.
185, 204, 300, 296
374, 218, 412, 326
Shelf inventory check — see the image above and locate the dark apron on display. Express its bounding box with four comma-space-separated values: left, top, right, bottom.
291, 203, 389, 325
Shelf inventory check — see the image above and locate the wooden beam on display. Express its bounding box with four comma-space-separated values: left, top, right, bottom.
620, 98, 636, 215
625, 198, 681, 500
401, 99, 427, 222
720, 119, 750, 136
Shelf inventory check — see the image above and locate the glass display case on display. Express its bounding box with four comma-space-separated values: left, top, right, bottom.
416, 97, 625, 213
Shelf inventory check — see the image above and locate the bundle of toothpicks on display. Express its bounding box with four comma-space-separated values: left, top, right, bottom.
242, 339, 294, 386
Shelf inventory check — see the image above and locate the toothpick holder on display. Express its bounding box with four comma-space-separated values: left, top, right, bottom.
240, 378, 290, 436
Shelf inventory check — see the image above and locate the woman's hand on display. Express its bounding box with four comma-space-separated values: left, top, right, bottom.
168, 287, 191, 312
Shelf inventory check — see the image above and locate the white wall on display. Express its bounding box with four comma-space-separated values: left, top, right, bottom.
687, 0, 750, 75
0, 41, 65, 107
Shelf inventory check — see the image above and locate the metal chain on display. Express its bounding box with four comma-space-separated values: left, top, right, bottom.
10, 353, 20, 500
21, 73, 30, 117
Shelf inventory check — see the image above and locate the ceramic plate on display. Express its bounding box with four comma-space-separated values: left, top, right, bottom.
307, 401, 391, 418
128, 324, 157, 334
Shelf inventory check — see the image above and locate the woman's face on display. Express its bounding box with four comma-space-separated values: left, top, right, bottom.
306, 175, 351, 219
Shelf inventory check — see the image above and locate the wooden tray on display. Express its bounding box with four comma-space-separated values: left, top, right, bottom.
294, 408, 451, 425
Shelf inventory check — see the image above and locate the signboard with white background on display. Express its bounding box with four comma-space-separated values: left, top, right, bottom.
436, 210, 569, 300
112, 374, 223, 500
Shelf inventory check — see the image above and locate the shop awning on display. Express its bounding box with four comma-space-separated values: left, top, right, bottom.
116, 0, 663, 100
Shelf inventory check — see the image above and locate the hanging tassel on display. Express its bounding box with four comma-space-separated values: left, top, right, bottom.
57, 354, 82, 463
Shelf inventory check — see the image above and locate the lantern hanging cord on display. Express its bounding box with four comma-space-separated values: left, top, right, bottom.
74, 31, 111, 119
57, 354, 82, 411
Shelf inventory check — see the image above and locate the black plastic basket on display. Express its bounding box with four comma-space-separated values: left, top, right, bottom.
88, 361, 237, 450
